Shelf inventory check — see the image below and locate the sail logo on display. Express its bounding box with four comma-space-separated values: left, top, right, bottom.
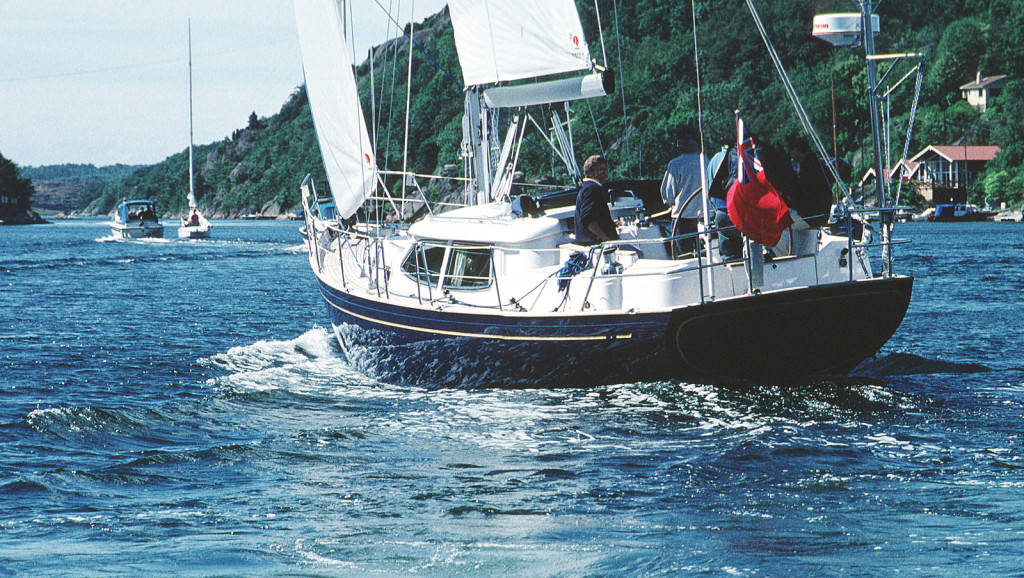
364, 152, 373, 167
568, 32, 587, 59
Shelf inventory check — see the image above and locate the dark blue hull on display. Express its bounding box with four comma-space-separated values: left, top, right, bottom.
317, 275, 913, 387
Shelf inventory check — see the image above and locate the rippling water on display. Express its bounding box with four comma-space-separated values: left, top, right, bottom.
2, 218, 1023, 575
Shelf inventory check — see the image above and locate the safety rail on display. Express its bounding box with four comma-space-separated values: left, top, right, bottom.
302, 215, 904, 315
301, 176, 910, 314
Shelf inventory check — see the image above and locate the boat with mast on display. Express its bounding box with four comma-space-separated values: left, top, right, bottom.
293, 0, 914, 387
178, 20, 212, 240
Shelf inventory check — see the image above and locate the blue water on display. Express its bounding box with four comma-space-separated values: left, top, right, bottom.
2, 218, 1023, 575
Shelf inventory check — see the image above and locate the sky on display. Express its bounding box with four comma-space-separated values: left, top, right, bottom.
0, 0, 447, 168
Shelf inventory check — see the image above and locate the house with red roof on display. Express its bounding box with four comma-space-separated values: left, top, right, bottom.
860, 145, 1000, 205
905, 145, 1000, 204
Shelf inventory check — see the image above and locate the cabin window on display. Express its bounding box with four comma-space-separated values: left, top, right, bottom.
401, 242, 446, 286
443, 246, 492, 290
400, 243, 492, 290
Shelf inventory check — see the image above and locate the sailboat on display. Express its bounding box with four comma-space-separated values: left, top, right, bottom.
178, 20, 212, 240
292, 0, 913, 387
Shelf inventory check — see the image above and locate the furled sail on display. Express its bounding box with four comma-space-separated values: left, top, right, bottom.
448, 0, 593, 87
293, 0, 376, 220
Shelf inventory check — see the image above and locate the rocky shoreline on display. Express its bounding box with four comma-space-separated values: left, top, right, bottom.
0, 210, 49, 225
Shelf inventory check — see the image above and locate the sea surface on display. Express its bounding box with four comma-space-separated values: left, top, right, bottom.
2, 218, 1023, 576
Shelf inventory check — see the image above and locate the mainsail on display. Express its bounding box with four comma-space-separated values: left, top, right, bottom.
448, 0, 593, 87
293, 0, 377, 220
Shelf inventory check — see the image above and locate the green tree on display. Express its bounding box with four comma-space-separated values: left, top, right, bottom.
983, 169, 1010, 206
0, 152, 35, 210
926, 18, 986, 106
247, 111, 265, 130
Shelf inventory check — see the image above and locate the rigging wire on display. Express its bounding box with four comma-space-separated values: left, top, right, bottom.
401, 1, 415, 203
370, 0, 462, 89
585, 99, 606, 157
606, 0, 630, 178
690, 0, 706, 160
743, 0, 853, 204
383, 0, 403, 173
593, 0, 608, 67
340, 0, 376, 223
374, 0, 396, 161
691, 0, 715, 299
372, 0, 464, 172
892, 63, 923, 207
369, 47, 377, 165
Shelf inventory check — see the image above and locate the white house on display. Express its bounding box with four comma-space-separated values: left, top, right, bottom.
960, 73, 1007, 112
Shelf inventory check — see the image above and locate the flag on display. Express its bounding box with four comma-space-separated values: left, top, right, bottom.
726, 119, 793, 246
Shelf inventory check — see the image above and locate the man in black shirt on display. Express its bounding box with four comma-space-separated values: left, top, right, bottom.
574, 155, 618, 245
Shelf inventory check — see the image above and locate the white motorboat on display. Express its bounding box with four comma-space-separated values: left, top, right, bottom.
110, 200, 164, 239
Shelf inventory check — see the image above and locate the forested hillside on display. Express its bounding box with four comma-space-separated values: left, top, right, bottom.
77, 93, 327, 218
22, 164, 143, 214
77, 0, 1024, 216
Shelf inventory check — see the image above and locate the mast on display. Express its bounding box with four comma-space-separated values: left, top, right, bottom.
188, 19, 195, 210
860, 0, 892, 273
862, 1, 884, 209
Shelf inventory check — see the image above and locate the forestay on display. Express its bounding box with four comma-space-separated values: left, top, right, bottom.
448, 0, 593, 86
293, 0, 377, 220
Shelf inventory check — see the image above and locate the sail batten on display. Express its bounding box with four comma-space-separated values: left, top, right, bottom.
449, 0, 593, 87
293, 0, 376, 220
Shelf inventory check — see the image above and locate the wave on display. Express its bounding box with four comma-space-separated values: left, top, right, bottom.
196, 329, 798, 451
190, 327, 941, 464
200, 326, 379, 396
850, 352, 991, 377
2, 242, 302, 274
27, 406, 152, 440
23, 405, 205, 453
0, 479, 53, 496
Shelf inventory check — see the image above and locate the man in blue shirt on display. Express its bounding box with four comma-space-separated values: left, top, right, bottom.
574, 155, 619, 245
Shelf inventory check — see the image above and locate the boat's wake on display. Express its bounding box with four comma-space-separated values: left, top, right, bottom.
851, 352, 991, 377
186, 326, 944, 462
95, 235, 172, 243
332, 322, 678, 389
199, 326, 383, 396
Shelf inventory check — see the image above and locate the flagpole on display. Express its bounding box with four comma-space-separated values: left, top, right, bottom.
736, 114, 755, 295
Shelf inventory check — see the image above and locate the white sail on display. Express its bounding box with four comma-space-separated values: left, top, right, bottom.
293, 0, 377, 220
448, 0, 593, 87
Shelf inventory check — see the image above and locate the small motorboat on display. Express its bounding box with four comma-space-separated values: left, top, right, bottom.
110, 200, 164, 239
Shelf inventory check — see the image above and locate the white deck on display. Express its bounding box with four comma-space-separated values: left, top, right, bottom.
306, 208, 873, 318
